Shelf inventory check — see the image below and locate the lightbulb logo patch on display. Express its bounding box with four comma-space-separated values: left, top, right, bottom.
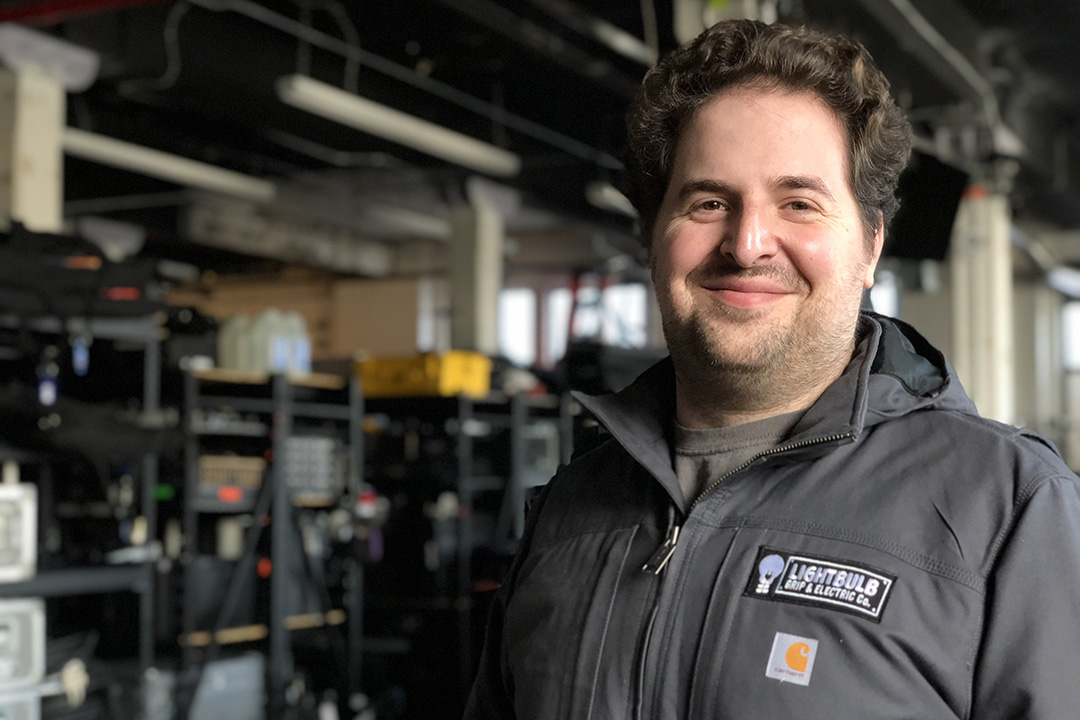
755, 553, 786, 594
766, 632, 819, 686
745, 546, 896, 622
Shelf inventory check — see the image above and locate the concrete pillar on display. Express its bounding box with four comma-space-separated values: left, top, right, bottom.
949, 186, 1014, 423
1065, 373, 1080, 469
0, 65, 65, 233
1015, 281, 1064, 441
898, 280, 953, 360
450, 198, 503, 354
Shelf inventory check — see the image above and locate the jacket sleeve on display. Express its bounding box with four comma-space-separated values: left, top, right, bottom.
970, 473, 1080, 718
463, 481, 553, 719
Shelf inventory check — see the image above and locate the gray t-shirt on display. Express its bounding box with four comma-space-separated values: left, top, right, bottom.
673, 410, 806, 504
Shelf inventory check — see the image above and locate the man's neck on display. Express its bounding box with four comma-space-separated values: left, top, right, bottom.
673, 379, 824, 428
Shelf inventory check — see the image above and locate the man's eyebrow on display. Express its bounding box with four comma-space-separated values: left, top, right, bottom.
774, 175, 837, 202
673, 179, 736, 204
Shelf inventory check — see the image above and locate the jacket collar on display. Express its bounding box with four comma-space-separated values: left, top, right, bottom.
575, 313, 972, 509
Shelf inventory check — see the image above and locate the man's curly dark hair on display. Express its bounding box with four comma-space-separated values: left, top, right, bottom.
625, 19, 912, 248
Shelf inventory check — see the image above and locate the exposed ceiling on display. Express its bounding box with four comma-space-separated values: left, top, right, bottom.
6, 0, 1080, 276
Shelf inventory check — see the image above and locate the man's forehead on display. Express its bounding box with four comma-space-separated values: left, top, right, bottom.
671, 93, 852, 183
680, 88, 849, 154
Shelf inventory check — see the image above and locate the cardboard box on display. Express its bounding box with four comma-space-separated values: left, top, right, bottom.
167, 274, 451, 361
329, 277, 449, 358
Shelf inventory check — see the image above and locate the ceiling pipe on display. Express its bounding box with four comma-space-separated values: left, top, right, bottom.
856, 0, 1000, 128
186, 0, 622, 170
63, 127, 278, 202
432, 0, 641, 96
277, 74, 523, 177
522, 0, 657, 65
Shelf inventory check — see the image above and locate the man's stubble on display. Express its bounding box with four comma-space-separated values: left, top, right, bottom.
658, 261, 867, 414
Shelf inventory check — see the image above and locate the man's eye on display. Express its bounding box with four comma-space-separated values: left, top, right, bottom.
695, 200, 724, 212
787, 200, 814, 211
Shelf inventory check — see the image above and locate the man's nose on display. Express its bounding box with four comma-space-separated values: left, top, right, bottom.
720, 204, 778, 267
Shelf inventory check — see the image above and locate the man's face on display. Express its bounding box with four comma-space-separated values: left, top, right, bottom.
650, 87, 882, 393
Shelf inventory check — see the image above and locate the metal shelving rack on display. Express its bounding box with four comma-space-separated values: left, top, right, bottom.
180, 368, 363, 720
363, 390, 573, 717
0, 313, 163, 715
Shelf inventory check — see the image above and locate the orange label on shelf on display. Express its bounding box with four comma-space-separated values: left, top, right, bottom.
216, 485, 244, 503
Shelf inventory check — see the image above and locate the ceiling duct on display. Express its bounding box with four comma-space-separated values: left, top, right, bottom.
63, 128, 277, 202
276, 74, 522, 178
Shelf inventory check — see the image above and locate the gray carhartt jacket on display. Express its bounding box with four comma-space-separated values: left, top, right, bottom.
465, 313, 1080, 719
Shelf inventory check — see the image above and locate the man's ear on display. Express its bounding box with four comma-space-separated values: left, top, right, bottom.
864, 214, 885, 289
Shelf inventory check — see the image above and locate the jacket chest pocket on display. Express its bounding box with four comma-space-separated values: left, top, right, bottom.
684, 528, 982, 720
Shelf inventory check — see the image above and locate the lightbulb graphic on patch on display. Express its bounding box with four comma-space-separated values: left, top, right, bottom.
785, 642, 811, 672
756, 554, 785, 594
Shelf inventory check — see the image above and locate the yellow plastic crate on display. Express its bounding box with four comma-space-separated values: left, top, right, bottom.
354, 351, 492, 398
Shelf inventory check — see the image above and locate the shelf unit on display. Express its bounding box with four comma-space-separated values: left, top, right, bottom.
180, 368, 363, 719
0, 565, 150, 598
0, 312, 164, 716
363, 391, 573, 717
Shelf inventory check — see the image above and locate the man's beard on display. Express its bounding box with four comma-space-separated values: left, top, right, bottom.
663, 304, 808, 399
659, 273, 863, 407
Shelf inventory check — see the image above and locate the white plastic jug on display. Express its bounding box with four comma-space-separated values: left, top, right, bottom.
217, 313, 250, 370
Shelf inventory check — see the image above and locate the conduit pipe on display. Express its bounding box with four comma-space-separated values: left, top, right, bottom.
857, 0, 1000, 127
63, 127, 277, 202
186, 0, 622, 170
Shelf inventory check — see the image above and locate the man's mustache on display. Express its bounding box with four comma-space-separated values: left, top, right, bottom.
687, 261, 807, 292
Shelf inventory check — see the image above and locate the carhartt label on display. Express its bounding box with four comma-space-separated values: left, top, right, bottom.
745, 546, 896, 622
765, 631, 819, 686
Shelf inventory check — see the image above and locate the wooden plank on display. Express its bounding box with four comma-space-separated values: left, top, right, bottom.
193, 367, 270, 385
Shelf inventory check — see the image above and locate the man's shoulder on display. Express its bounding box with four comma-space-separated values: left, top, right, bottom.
878, 406, 1078, 496
940, 408, 1069, 472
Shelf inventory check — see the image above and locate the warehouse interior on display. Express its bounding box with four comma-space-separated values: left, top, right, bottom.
1, 0, 1080, 717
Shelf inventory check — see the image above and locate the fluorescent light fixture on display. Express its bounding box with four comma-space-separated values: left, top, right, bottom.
276, 74, 522, 177
63, 128, 277, 203
365, 206, 451, 240
1047, 266, 1080, 298
586, 180, 637, 218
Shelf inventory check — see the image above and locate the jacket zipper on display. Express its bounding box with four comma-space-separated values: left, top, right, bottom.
688, 431, 855, 515
632, 430, 854, 718
642, 523, 680, 574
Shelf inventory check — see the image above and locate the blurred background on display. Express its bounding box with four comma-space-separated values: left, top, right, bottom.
0, 0, 1078, 717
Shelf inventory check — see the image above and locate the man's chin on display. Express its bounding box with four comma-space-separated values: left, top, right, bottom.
686, 332, 781, 375
699, 348, 776, 375
697, 323, 782, 366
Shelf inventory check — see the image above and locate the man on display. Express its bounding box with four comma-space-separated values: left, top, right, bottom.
466, 19, 1080, 719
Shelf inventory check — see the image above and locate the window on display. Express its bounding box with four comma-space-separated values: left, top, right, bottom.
600, 283, 648, 347
500, 281, 652, 368
546, 282, 649, 363
546, 287, 573, 365
1062, 301, 1080, 371
869, 268, 899, 318
498, 287, 537, 366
